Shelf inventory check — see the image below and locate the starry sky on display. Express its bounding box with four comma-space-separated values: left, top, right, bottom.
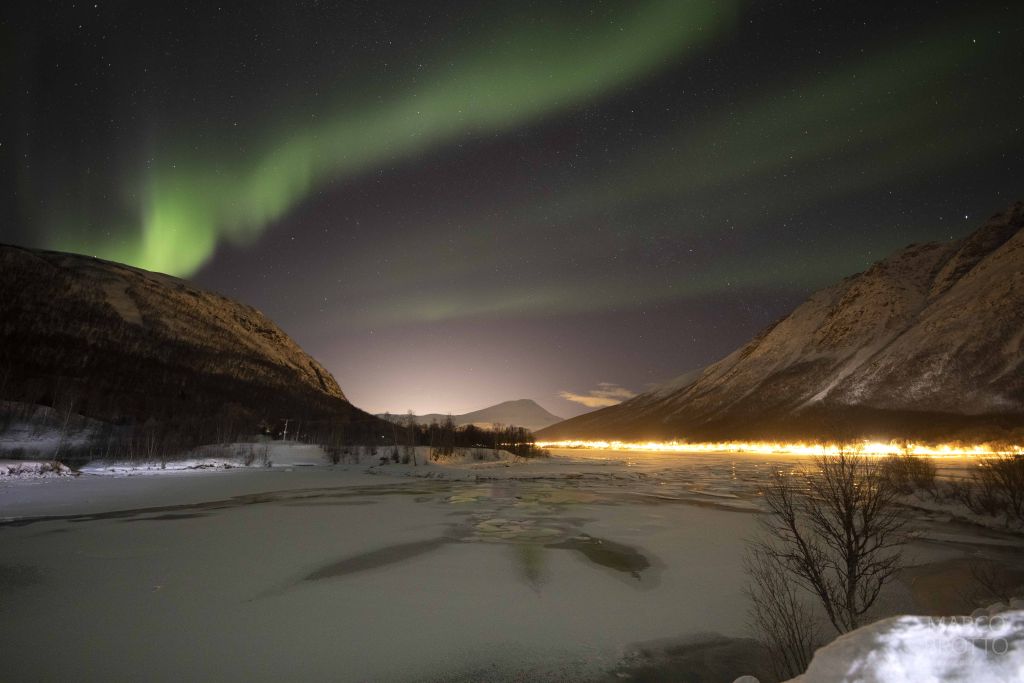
3, 1, 1022, 417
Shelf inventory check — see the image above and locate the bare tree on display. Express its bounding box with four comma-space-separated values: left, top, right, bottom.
754, 448, 906, 633
257, 441, 271, 467
491, 422, 503, 458
744, 545, 820, 680
404, 410, 417, 466
431, 415, 456, 460
140, 418, 161, 465
974, 451, 1024, 523
52, 388, 78, 463
0, 361, 10, 402
968, 558, 1022, 605
382, 412, 400, 463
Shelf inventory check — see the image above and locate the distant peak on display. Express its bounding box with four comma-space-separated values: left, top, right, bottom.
383, 398, 563, 430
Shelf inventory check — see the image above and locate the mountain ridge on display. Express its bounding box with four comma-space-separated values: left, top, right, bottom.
538, 203, 1024, 442
0, 243, 374, 435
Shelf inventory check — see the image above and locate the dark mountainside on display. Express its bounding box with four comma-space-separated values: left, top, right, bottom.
0, 244, 378, 445
380, 399, 564, 432
538, 203, 1024, 443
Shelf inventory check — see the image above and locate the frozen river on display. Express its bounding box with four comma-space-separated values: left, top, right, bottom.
0, 449, 1016, 681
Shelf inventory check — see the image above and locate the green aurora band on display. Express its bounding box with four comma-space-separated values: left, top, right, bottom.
311, 9, 1023, 327
51, 1, 738, 276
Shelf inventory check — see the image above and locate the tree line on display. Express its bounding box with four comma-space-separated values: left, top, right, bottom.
310, 413, 548, 465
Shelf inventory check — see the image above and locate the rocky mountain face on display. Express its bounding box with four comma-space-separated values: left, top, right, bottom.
381, 399, 564, 432
0, 245, 374, 436
538, 203, 1024, 442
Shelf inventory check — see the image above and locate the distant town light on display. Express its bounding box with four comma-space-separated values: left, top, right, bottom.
536, 440, 1023, 458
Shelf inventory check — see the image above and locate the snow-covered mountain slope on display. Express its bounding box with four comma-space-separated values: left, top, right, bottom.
455, 399, 565, 431
538, 203, 1024, 442
380, 399, 564, 432
0, 244, 371, 428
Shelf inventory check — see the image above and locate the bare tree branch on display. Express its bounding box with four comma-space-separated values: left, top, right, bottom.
754, 447, 906, 633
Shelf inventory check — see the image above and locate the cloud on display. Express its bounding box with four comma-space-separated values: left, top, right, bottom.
558, 382, 637, 408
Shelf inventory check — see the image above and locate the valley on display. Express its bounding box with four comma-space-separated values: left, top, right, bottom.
4, 447, 1019, 682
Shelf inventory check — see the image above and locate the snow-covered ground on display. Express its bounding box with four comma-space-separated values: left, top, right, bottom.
2, 446, 1022, 681
792, 603, 1024, 682
76, 441, 331, 474
0, 459, 74, 478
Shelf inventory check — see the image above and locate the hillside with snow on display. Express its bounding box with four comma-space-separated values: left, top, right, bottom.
380, 398, 564, 432
539, 203, 1024, 442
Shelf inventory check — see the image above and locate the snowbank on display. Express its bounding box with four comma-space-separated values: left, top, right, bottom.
4, 441, 523, 478
78, 458, 249, 475
789, 603, 1024, 682
74, 443, 520, 476
0, 459, 75, 478
77, 442, 327, 475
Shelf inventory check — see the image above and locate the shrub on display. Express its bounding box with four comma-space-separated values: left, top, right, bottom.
744, 545, 819, 680
968, 558, 1023, 605
753, 450, 906, 633
938, 478, 975, 508
255, 442, 271, 467
969, 454, 1024, 523
880, 454, 937, 494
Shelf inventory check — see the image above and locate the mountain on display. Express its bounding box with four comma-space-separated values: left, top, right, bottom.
0, 244, 375, 435
538, 203, 1024, 443
380, 399, 564, 432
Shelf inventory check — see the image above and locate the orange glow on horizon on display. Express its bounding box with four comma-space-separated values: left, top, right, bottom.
536, 439, 1024, 458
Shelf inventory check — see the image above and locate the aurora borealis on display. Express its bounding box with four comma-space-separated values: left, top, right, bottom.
4, 1, 1023, 416
10, 1, 740, 276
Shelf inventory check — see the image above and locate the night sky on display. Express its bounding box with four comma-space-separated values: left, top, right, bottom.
3, 1, 1022, 417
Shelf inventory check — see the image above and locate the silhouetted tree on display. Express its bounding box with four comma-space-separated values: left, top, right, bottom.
752, 447, 905, 633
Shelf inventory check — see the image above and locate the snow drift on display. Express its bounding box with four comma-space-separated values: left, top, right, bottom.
789, 604, 1024, 683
